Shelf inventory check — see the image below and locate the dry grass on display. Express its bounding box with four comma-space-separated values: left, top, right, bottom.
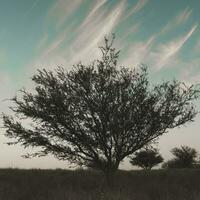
0, 168, 200, 200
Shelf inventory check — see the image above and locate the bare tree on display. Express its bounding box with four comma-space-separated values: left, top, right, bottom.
163, 146, 198, 168
130, 148, 163, 170
2, 35, 200, 182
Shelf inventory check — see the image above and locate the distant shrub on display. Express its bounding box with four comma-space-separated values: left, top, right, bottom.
162, 146, 199, 169
130, 148, 163, 170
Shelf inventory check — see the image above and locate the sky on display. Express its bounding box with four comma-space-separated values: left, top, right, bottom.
0, 0, 200, 170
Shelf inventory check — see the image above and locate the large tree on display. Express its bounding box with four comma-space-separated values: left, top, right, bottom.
2, 36, 200, 180
130, 148, 163, 170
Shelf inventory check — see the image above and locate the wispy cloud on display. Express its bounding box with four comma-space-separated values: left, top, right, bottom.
161, 7, 192, 34
79, 0, 108, 30
29, 0, 151, 72
48, 0, 82, 29
67, 0, 126, 64
41, 27, 71, 58
122, 0, 148, 21
30, 0, 126, 71
120, 24, 198, 72
119, 36, 155, 67
155, 24, 198, 70
117, 22, 141, 45
30, 1, 198, 77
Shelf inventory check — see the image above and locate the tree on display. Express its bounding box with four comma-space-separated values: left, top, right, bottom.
2, 35, 200, 181
130, 148, 163, 170
162, 146, 198, 168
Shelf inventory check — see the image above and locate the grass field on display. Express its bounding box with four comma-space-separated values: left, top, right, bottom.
0, 168, 200, 200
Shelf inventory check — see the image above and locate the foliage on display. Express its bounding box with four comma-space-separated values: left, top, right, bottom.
130, 148, 163, 170
2, 35, 200, 178
162, 146, 198, 168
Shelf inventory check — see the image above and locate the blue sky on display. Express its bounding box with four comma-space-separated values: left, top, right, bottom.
0, 0, 200, 169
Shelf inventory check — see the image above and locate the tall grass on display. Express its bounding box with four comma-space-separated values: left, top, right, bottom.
0, 168, 200, 200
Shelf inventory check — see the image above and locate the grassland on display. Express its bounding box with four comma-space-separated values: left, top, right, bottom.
0, 168, 200, 200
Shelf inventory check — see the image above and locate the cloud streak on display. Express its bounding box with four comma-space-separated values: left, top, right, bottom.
31, 1, 198, 76
79, 0, 108, 30
120, 24, 198, 72
123, 0, 148, 21
119, 36, 155, 67
31, 0, 126, 71
155, 24, 198, 70
48, 0, 82, 29
161, 7, 192, 34
68, 0, 126, 64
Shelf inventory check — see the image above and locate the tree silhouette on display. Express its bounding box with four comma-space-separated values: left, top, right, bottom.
2, 35, 200, 181
162, 146, 198, 168
130, 148, 163, 170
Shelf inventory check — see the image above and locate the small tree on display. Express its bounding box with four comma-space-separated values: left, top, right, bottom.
2, 35, 200, 181
130, 148, 163, 170
162, 146, 198, 168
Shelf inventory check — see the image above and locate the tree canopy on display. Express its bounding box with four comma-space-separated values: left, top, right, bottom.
2, 36, 200, 178
130, 148, 163, 170
162, 146, 199, 169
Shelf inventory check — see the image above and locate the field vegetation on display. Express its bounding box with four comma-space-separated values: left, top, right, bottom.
0, 168, 200, 200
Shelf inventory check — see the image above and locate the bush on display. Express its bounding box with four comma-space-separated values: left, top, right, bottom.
130, 148, 163, 170
163, 146, 198, 169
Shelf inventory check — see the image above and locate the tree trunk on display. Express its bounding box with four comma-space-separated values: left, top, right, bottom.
103, 169, 117, 187
102, 161, 120, 187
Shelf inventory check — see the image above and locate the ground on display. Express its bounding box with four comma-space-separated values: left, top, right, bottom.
0, 168, 199, 200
